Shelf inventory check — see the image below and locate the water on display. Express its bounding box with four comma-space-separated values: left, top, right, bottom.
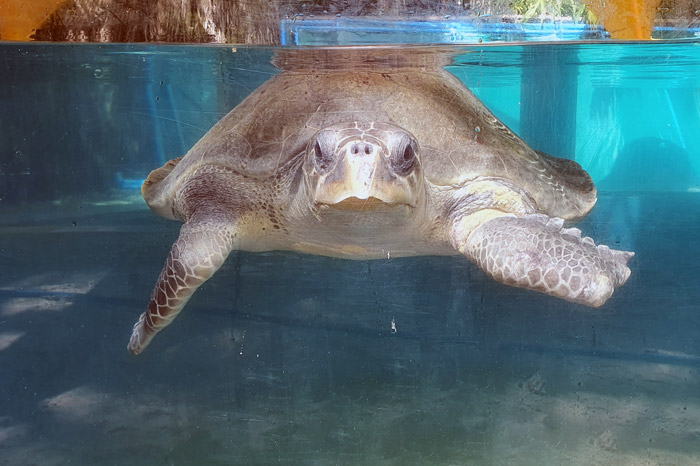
1, 41, 700, 465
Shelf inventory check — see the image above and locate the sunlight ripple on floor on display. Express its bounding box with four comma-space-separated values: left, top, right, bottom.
0, 332, 25, 351
0, 271, 108, 316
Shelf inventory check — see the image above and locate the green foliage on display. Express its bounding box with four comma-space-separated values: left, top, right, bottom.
511, 0, 596, 23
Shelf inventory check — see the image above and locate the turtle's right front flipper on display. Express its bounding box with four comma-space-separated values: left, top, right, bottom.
128, 216, 237, 355
452, 213, 633, 307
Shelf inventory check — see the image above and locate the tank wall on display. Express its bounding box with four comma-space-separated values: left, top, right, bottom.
0, 44, 275, 203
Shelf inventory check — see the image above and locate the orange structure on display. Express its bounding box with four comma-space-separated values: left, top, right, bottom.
0, 0, 67, 40
584, 0, 663, 39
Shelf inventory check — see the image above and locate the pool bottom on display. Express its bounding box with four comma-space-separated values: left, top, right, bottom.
0, 193, 699, 465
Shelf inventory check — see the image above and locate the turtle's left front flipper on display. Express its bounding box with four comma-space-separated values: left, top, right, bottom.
452, 213, 633, 307
128, 215, 237, 355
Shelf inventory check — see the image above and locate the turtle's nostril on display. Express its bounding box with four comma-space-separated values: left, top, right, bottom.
350, 143, 373, 156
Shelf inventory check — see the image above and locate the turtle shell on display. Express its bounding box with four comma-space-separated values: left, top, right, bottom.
143, 47, 595, 220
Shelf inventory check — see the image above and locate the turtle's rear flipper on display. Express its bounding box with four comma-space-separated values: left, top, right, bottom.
453, 214, 633, 307
128, 215, 236, 355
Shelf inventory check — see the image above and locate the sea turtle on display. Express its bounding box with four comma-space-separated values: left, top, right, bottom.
128, 48, 633, 355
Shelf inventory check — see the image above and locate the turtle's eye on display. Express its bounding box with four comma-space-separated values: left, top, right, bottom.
390, 136, 418, 176
403, 144, 414, 162
312, 132, 336, 173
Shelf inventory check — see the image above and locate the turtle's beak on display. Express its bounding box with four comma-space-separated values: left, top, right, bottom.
342, 140, 379, 200
325, 141, 387, 211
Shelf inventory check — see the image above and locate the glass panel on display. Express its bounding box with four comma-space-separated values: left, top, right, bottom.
1, 41, 700, 463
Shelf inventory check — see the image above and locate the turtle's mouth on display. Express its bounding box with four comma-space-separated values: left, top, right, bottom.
324, 196, 408, 212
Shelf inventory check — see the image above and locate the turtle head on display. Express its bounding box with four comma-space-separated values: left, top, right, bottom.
303, 122, 424, 210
